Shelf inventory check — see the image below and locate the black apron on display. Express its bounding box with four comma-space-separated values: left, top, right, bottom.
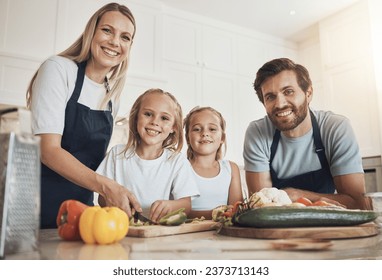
269, 110, 335, 194
40, 61, 113, 229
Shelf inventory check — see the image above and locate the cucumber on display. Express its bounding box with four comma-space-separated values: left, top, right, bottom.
233, 206, 379, 228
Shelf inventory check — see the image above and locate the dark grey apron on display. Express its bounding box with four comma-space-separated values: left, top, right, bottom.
40, 61, 113, 228
269, 110, 335, 194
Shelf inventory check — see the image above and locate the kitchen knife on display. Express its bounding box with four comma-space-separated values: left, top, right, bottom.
133, 211, 157, 225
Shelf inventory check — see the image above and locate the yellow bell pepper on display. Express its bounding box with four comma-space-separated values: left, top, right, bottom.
79, 206, 129, 245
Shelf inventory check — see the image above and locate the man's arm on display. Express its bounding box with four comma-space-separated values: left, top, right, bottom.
245, 171, 272, 196
283, 173, 366, 209
246, 170, 366, 209
333, 173, 366, 209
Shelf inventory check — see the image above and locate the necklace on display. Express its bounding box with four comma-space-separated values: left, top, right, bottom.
104, 77, 110, 93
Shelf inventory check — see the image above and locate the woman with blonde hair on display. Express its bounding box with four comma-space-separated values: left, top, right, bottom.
27, 2, 141, 228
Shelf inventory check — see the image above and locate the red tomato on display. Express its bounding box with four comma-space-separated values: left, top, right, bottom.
296, 197, 313, 206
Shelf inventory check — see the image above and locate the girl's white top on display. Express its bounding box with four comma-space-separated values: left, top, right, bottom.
191, 159, 231, 210
96, 145, 200, 211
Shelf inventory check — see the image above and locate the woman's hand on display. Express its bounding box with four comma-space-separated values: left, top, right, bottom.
98, 175, 141, 218
39, 134, 142, 217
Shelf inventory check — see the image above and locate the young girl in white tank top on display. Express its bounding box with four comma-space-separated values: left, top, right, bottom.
184, 106, 243, 219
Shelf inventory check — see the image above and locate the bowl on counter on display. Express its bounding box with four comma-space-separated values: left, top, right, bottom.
364, 192, 382, 227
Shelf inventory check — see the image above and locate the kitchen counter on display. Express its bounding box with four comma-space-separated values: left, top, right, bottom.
5, 226, 382, 260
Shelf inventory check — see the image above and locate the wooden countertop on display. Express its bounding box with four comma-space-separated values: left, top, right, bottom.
5, 226, 382, 260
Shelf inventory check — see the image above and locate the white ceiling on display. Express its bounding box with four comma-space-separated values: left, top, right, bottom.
160, 0, 360, 42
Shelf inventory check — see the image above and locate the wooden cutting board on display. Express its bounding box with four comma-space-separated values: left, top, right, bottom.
218, 222, 379, 240
127, 220, 219, 238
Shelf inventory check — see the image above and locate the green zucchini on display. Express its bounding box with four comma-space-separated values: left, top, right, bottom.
233, 206, 379, 228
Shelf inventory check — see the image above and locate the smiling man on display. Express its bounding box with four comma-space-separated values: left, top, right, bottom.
243, 58, 366, 209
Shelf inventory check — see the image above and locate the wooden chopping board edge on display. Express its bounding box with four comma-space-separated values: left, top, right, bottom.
128, 220, 219, 238
218, 222, 379, 240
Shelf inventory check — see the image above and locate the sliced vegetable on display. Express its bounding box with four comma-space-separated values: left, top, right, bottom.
56, 200, 88, 241
311, 200, 335, 207
232, 201, 243, 215
296, 197, 313, 206
159, 208, 187, 226
79, 206, 129, 245
212, 205, 230, 222
233, 206, 379, 228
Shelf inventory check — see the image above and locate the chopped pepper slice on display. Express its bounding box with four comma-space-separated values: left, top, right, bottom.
159, 208, 187, 226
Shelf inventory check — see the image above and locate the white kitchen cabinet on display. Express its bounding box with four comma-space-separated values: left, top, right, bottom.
236, 35, 269, 78
236, 33, 298, 77
163, 14, 240, 161
201, 26, 236, 73
201, 69, 238, 161
163, 15, 236, 74
164, 61, 240, 163
297, 36, 328, 110
0, 0, 59, 106
319, 0, 381, 157
164, 62, 202, 115
0, 56, 41, 106
125, 1, 163, 79
0, 0, 58, 57
237, 76, 266, 164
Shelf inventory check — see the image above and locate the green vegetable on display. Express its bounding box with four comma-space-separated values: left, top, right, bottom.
233, 206, 379, 228
159, 208, 187, 226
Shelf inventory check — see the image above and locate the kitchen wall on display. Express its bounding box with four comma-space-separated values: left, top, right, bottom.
0, 0, 381, 166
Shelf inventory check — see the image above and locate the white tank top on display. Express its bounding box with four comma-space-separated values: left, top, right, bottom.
191, 159, 231, 210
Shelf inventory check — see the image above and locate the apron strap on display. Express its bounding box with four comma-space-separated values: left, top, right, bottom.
70, 61, 87, 102
270, 129, 280, 162
310, 110, 330, 169
71, 61, 113, 113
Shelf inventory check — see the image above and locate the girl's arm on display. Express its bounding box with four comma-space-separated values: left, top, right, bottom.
188, 209, 213, 220
228, 161, 244, 205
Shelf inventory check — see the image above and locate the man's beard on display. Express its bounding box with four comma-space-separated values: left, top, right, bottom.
268, 100, 309, 132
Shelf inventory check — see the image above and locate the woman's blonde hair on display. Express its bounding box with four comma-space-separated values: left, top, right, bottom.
26, 2, 136, 109
123, 88, 184, 157
183, 106, 227, 160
